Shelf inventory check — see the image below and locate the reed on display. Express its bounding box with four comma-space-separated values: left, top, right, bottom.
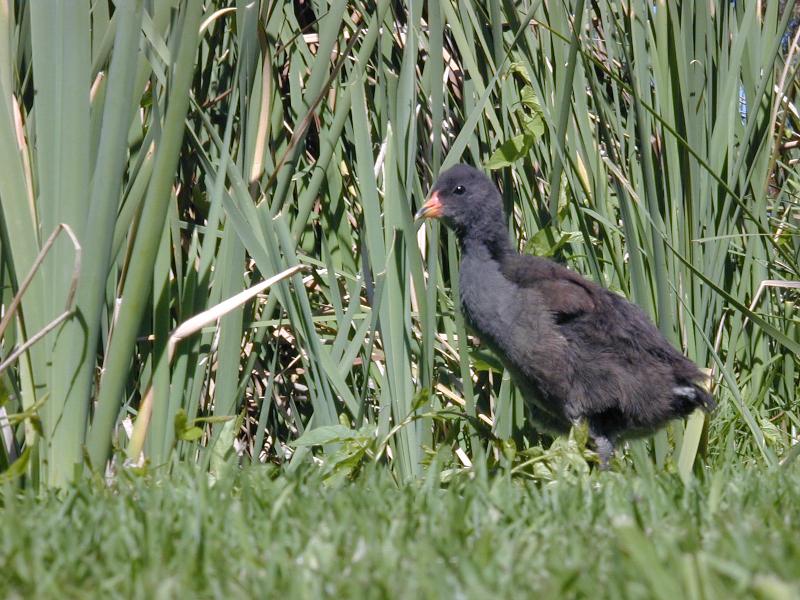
0, 1, 796, 486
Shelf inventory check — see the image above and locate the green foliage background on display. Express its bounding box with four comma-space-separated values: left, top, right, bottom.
0, 0, 798, 487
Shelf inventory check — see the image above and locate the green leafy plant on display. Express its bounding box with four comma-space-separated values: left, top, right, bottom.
0, 1, 797, 488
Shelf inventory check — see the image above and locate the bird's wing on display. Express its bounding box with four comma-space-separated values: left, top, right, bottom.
501, 255, 596, 321
535, 279, 596, 322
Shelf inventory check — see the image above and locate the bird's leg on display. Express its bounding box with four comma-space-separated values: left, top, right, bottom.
588, 424, 616, 470
593, 436, 614, 470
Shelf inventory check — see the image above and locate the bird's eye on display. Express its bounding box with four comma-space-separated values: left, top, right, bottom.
454, 185, 466, 195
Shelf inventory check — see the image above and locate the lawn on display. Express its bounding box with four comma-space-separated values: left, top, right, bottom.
2, 464, 798, 599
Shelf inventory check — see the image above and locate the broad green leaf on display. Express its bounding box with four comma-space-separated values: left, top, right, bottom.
292, 425, 364, 448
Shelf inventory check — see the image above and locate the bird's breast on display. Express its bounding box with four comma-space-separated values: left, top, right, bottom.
458, 254, 518, 347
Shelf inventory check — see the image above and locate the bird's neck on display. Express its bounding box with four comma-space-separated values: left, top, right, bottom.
459, 223, 513, 262
458, 233, 517, 348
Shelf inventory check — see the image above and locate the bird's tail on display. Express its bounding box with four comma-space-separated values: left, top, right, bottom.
672, 383, 716, 414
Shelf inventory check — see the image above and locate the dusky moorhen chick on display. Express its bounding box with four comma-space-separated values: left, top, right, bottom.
415, 164, 714, 468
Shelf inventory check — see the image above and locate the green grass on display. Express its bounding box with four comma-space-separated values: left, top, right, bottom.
1, 465, 798, 599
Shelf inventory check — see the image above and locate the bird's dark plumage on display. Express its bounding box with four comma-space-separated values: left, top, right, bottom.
416, 164, 715, 468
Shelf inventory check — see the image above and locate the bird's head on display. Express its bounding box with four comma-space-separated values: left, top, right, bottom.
415, 164, 507, 248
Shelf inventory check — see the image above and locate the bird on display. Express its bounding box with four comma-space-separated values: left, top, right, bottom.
415, 164, 715, 468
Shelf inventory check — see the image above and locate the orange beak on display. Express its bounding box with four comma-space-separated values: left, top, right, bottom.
414, 191, 443, 220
